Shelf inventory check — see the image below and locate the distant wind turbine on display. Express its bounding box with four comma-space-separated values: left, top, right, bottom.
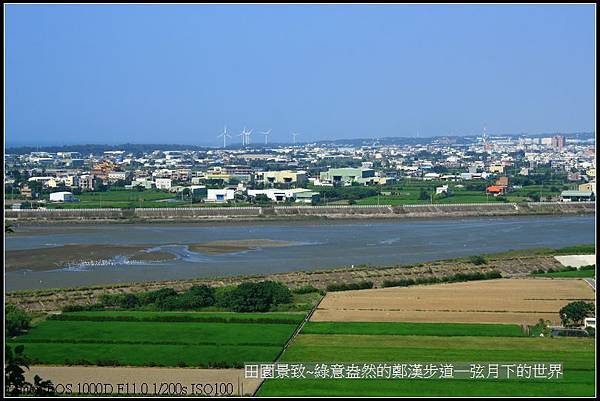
218, 126, 231, 148
239, 127, 248, 146
292, 132, 300, 144
261, 129, 272, 145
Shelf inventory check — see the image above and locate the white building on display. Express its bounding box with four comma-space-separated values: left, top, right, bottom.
49, 191, 76, 202
584, 317, 596, 329
107, 171, 128, 183
247, 188, 317, 203
435, 185, 449, 195
155, 178, 172, 190
206, 189, 235, 202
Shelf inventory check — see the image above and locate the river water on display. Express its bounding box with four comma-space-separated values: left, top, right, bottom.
5, 215, 596, 291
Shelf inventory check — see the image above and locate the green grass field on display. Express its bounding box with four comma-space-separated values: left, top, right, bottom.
257, 329, 595, 396
302, 322, 524, 337
45, 189, 187, 209
78, 189, 175, 202
352, 180, 564, 206
9, 311, 304, 367
532, 270, 595, 278
59, 310, 306, 323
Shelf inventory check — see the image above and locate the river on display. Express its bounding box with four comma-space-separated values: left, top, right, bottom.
5, 215, 596, 291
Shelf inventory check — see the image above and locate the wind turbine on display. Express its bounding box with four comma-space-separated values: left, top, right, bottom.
261, 129, 272, 145
239, 127, 247, 146
245, 128, 253, 146
218, 126, 231, 148
291, 132, 300, 145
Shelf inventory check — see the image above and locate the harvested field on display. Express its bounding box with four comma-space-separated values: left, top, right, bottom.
25, 366, 260, 396
311, 278, 595, 325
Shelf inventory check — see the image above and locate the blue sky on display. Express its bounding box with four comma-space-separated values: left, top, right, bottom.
5, 4, 596, 146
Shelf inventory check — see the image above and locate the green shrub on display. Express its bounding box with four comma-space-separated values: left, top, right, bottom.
382, 279, 415, 288
469, 255, 487, 265
326, 281, 373, 292
5, 304, 32, 337
62, 304, 104, 312
214, 286, 237, 309
292, 285, 320, 294
138, 288, 178, 305
227, 281, 292, 312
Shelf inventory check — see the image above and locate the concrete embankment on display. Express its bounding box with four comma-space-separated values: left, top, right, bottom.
4, 201, 595, 223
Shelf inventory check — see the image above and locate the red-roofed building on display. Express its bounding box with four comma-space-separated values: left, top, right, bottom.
486, 185, 505, 195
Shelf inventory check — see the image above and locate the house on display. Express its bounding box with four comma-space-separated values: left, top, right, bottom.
579, 182, 596, 195
49, 191, 76, 202
129, 178, 156, 190
247, 188, 320, 203
560, 190, 594, 202
247, 189, 291, 202
20, 185, 34, 198
435, 185, 450, 195
206, 189, 235, 203
294, 190, 320, 204
78, 174, 95, 191
486, 185, 505, 195
176, 185, 207, 200
584, 317, 596, 329
489, 164, 504, 174
107, 171, 129, 183
65, 175, 79, 187
155, 178, 172, 190
423, 172, 441, 180
495, 176, 509, 187
255, 170, 307, 186
28, 176, 54, 186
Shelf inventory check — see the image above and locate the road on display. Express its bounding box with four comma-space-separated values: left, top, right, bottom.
583, 278, 596, 291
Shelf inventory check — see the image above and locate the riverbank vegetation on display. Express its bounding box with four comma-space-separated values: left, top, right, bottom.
63, 281, 297, 313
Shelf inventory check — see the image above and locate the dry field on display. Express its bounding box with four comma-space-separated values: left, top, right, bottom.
311, 278, 595, 325
25, 366, 261, 396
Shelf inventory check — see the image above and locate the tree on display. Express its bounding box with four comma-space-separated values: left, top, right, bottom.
253, 194, 271, 205
139, 288, 177, 306
559, 301, 595, 327
227, 281, 292, 312
228, 282, 272, 312
5, 304, 32, 337
160, 286, 216, 310
5, 345, 55, 396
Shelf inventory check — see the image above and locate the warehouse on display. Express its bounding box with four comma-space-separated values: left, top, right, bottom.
49, 191, 77, 202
